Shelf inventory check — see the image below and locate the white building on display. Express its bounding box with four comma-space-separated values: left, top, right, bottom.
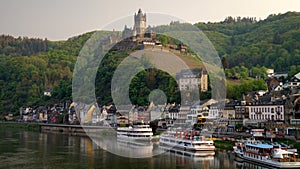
186, 99, 219, 126
287, 72, 300, 89
44, 89, 52, 97
187, 105, 209, 126
176, 69, 208, 92
266, 69, 275, 77
167, 111, 178, 120
208, 104, 223, 119
173, 105, 190, 126
248, 104, 284, 121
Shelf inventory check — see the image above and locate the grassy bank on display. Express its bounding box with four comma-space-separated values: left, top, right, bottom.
214, 140, 235, 150
213, 137, 300, 151
0, 122, 40, 132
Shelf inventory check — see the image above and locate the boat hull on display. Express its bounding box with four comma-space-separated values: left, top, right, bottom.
159, 135, 215, 152
235, 152, 300, 169
117, 134, 152, 141
116, 125, 153, 141
160, 145, 215, 157
160, 142, 215, 151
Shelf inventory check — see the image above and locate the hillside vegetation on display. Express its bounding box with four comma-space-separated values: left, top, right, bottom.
1, 12, 300, 115
195, 12, 300, 71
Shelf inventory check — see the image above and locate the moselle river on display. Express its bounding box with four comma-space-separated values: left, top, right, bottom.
0, 129, 270, 169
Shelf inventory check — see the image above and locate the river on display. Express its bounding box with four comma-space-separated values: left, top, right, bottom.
0, 129, 270, 169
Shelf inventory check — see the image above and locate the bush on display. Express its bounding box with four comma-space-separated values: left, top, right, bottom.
294, 142, 300, 149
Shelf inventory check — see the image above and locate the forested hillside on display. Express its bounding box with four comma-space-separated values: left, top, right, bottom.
195, 12, 300, 72
1, 12, 300, 115
0, 32, 94, 114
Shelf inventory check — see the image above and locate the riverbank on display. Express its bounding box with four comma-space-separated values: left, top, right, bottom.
0, 122, 40, 131
3, 121, 298, 152
214, 140, 235, 150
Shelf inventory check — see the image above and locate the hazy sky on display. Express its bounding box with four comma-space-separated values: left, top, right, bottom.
1, 0, 300, 40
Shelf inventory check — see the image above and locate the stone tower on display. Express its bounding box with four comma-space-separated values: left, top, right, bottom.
134, 9, 146, 37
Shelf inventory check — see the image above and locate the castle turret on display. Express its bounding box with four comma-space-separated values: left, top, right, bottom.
134, 9, 146, 37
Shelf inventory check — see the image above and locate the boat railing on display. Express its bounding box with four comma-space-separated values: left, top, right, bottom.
274, 158, 300, 162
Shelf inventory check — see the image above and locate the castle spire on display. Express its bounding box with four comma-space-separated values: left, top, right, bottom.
134, 8, 146, 37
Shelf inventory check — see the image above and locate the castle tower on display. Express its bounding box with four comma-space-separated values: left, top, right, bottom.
134, 9, 146, 37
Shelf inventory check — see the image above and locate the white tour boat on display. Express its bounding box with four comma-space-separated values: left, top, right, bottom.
117, 124, 153, 141
234, 139, 300, 168
159, 129, 215, 152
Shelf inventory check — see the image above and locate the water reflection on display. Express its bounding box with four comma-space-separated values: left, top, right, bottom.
0, 129, 276, 169
89, 128, 162, 158
234, 160, 277, 169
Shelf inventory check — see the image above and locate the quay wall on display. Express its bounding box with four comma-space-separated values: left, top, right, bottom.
39, 123, 113, 137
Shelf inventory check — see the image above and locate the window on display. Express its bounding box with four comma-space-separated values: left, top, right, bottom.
271, 108, 274, 113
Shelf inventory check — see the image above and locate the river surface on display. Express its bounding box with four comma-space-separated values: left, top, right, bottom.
0, 129, 270, 169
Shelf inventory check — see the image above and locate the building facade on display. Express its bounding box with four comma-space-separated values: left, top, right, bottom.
173, 105, 190, 126
176, 69, 208, 92
235, 101, 249, 119
248, 104, 284, 121
287, 75, 300, 89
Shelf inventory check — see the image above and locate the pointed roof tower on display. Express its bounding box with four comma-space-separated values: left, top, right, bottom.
134, 8, 146, 37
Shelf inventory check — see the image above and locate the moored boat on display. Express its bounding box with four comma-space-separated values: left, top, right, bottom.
233, 139, 300, 168
159, 129, 215, 152
160, 145, 215, 159
117, 124, 153, 141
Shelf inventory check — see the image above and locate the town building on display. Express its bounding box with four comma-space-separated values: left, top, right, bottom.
186, 99, 216, 126
266, 69, 275, 77
208, 103, 224, 119
287, 72, 300, 89
223, 105, 235, 119
234, 101, 249, 119
266, 77, 281, 91
165, 104, 179, 120
266, 69, 288, 79
273, 72, 288, 79
174, 105, 190, 126
176, 69, 208, 92
44, 88, 52, 97
248, 104, 284, 121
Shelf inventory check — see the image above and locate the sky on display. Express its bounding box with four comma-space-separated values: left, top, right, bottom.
1, 0, 300, 40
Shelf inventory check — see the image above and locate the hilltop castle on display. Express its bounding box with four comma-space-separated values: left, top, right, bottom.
122, 9, 147, 38
102, 9, 162, 50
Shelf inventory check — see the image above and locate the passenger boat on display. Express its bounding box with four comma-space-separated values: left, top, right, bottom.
160, 145, 215, 157
117, 124, 153, 141
233, 139, 300, 168
159, 129, 215, 152
117, 139, 154, 156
